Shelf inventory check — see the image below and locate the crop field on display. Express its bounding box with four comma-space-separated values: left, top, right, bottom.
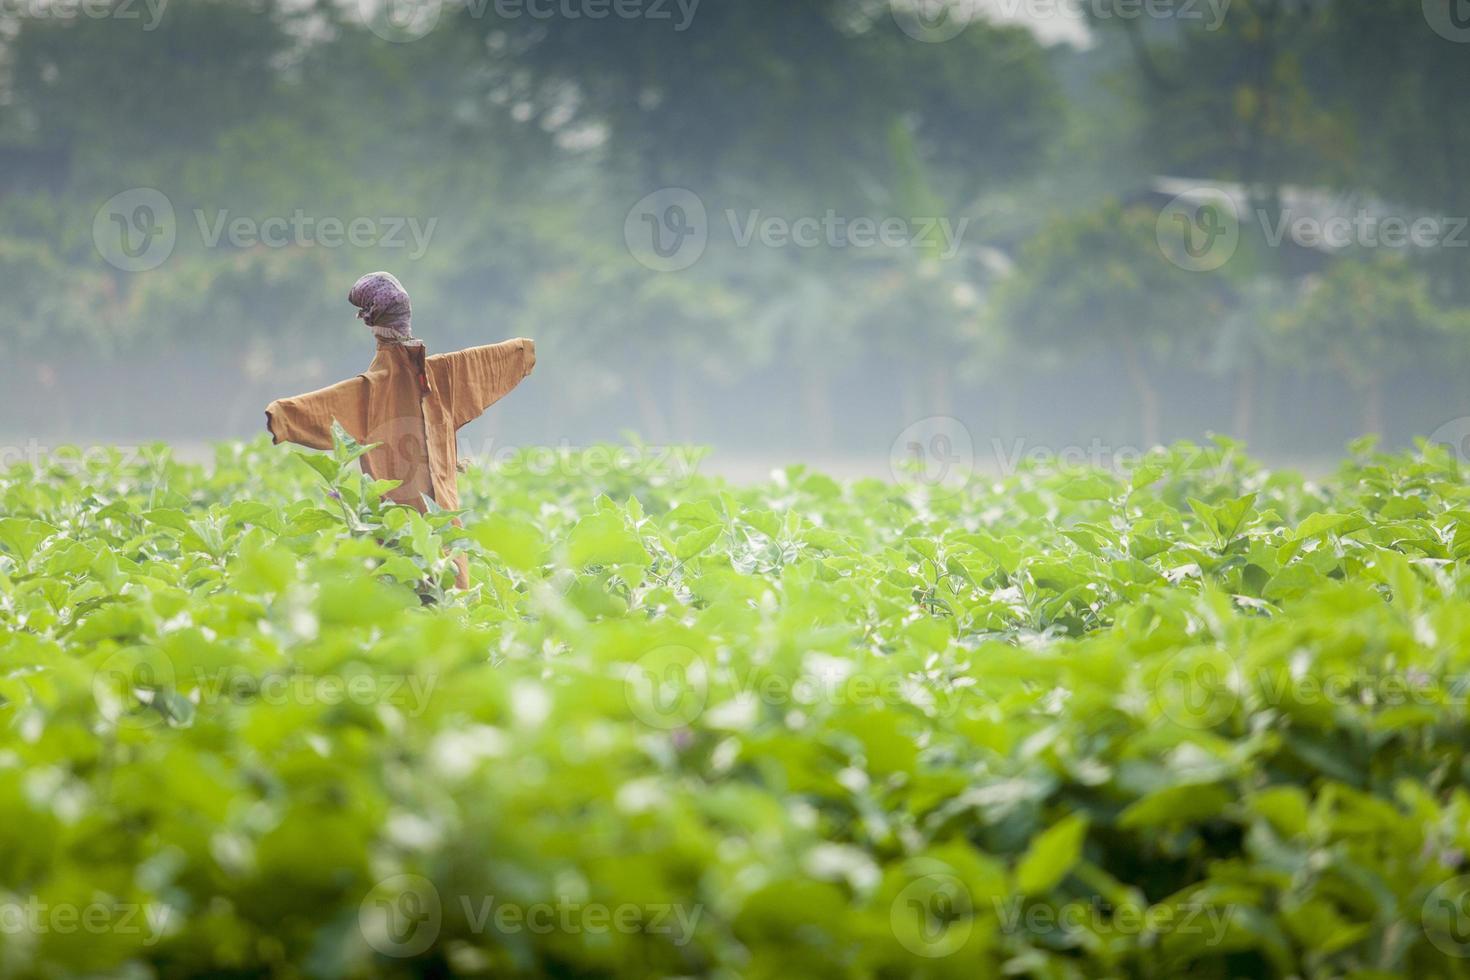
3, 434, 1470, 978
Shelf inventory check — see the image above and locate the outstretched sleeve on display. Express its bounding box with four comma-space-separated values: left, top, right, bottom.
431, 338, 536, 429
264, 375, 369, 450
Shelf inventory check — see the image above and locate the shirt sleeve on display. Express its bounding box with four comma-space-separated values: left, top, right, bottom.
429, 338, 536, 430
264, 375, 369, 450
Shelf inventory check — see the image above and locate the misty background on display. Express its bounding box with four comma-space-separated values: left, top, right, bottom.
2, 0, 1469, 474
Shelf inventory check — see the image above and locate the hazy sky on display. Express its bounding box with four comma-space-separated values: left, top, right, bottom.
975, 0, 1092, 46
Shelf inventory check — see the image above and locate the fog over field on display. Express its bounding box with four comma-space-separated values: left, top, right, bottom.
3, 0, 1468, 470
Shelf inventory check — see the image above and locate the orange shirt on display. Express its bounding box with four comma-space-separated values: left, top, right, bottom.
265, 337, 536, 587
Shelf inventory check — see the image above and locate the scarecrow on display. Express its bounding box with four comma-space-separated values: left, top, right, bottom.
264, 272, 536, 589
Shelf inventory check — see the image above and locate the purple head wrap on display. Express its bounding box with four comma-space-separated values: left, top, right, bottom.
349, 271, 414, 342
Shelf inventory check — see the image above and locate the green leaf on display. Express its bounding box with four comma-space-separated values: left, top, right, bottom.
1294, 512, 1368, 541
293, 451, 343, 483
1015, 812, 1089, 895
469, 515, 546, 572
1119, 784, 1232, 830
1057, 474, 1117, 501
674, 525, 722, 561
566, 510, 651, 568
142, 509, 193, 534
0, 518, 57, 563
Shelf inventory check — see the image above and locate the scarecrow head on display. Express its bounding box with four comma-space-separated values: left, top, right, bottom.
349, 271, 413, 342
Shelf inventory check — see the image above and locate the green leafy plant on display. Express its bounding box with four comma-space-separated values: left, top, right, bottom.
3, 436, 1470, 977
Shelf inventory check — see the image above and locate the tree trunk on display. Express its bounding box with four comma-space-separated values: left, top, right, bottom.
1138, 380, 1162, 450
1362, 373, 1385, 439
1120, 338, 1162, 449
930, 363, 953, 418
630, 371, 668, 443
670, 369, 696, 444
1232, 358, 1256, 444
899, 365, 920, 433
805, 360, 835, 450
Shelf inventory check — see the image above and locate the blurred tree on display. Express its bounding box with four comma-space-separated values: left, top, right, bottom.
1086, 0, 1340, 195
991, 201, 1226, 445
514, 202, 750, 442
1085, 0, 1470, 443
4, 0, 1467, 451
0, 0, 296, 192
1082, 0, 1340, 448
459, 0, 1061, 431
469, 0, 1058, 200
1275, 254, 1454, 437
1307, 0, 1470, 305
0, 0, 1062, 445
1206, 276, 1295, 443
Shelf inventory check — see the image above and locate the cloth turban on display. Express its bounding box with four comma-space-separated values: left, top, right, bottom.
349, 271, 413, 341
